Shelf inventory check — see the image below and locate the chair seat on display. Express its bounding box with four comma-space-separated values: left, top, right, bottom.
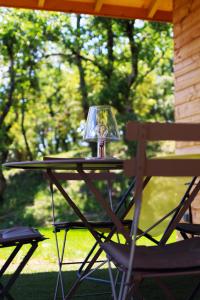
176, 223, 200, 235
0, 226, 44, 244
101, 238, 200, 272
53, 220, 132, 231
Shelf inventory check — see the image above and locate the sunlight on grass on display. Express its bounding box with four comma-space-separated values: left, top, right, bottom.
1, 227, 176, 274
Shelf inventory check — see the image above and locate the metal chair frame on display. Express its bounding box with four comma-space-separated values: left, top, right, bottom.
0, 227, 45, 299
47, 169, 134, 300
101, 121, 200, 300
47, 168, 198, 299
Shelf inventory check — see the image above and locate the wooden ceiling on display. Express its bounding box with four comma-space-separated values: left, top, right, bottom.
0, 0, 172, 22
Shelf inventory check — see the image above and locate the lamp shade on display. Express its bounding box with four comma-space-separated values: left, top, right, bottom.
83, 106, 120, 142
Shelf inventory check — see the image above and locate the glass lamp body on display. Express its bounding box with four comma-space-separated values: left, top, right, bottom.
84, 106, 120, 158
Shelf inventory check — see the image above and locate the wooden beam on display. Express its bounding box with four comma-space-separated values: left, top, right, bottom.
94, 0, 104, 12
148, 0, 160, 18
0, 0, 173, 22
38, 0, 45, 7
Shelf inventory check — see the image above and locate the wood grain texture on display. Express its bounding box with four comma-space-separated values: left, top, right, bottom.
175, 36, 200, 65
175, 99, 200, 120
173, 0, 199, 24
174, 53, 200, 77
175, 67, 200, 92
174, 21, 200, 50
174, 5, 200, 37
174, 0, 200, 151
175, 82, 200, 106
0, 0, 173, 22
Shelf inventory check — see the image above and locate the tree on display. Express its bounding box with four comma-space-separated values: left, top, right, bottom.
0, 10, 173, 202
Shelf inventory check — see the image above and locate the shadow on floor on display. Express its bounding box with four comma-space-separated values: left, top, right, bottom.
2, 270, 200, 299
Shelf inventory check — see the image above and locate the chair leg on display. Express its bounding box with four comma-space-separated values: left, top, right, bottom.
107, 256, 117, 300
0, 282, 14, 300
125, 275, 144, 300
180, 231, 189, 239
118, 272, 126, 300
77, 240, 99, 277
54, 228, 68, 300
187, 280, 200, 300
64, 246, 104, 299
0, 242, 38, 299
0, 244, 22, 278
154, 277, 176, 300
0, 244, 22, 300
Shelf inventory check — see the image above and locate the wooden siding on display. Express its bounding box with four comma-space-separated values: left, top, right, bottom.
174, 0, 200, 155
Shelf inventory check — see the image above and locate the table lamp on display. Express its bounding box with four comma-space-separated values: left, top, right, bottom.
83, 105, 120, 158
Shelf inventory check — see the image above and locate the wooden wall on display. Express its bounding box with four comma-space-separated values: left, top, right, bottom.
174, 0, 200, 154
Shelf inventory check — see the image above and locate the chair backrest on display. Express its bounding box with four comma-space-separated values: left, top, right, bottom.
124, 175, 192, 237
124, 121, 200, 245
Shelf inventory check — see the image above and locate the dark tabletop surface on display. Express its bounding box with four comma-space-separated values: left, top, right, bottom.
2, 158, 124, 171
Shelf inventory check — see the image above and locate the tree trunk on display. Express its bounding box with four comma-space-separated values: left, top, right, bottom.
0, 149, 8, 203
124, 20, 139, 113
0, 169, 6, 203
21, 98, 33, 160
76, 15, 89, 120
106, 19, 114, 79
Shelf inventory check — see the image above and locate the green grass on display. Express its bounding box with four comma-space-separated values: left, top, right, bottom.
2, 227, 175, 273
1, 169, 197, 299
1, 228, 200, 299
3, 271, 200, 300
5, 273, 200, 300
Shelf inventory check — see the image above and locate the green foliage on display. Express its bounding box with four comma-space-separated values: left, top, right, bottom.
0, 9, 174, 218
0, 10, 173, 162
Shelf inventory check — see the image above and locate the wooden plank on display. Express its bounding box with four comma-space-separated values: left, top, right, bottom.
175, 36, 200, 65
175, 82, 200, 106
174, 5, 200, 37
0, 1, 173, 22
104, 0, 143, 8
176, 67, 200, 85
144, 0, 172, 11
175, 67, 200, 92
126, 122, 200, 142
124, 158, 200, 177
175, 114, 200, 124
147, 0, 160, 18
173, 4, 191, 25
174, 53, 200, 76
94, 0, 104, 12
175, 60, 199, 79
174, 21, 200, 50
173, 0, 200, 24
175, 99, 200, 120
38, 0, 45, 7
174, 0, 190, 10
0, 0, 173, 10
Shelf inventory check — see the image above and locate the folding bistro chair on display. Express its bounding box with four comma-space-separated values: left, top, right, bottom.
0, 226, 45, 299
46, 157, 199, 299
100, 121, 200, 300
44, 157, 160, 300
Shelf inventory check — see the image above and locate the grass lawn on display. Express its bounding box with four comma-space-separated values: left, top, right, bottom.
1, 228, 200, 299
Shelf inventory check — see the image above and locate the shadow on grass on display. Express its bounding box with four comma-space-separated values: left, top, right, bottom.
2, 171, 48, 227
3, 270, 200, 300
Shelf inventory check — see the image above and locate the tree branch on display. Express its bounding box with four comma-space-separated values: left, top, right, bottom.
0, 45, 15, 127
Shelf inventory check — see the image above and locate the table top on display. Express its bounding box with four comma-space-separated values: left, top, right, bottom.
3, 158, 124, 171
